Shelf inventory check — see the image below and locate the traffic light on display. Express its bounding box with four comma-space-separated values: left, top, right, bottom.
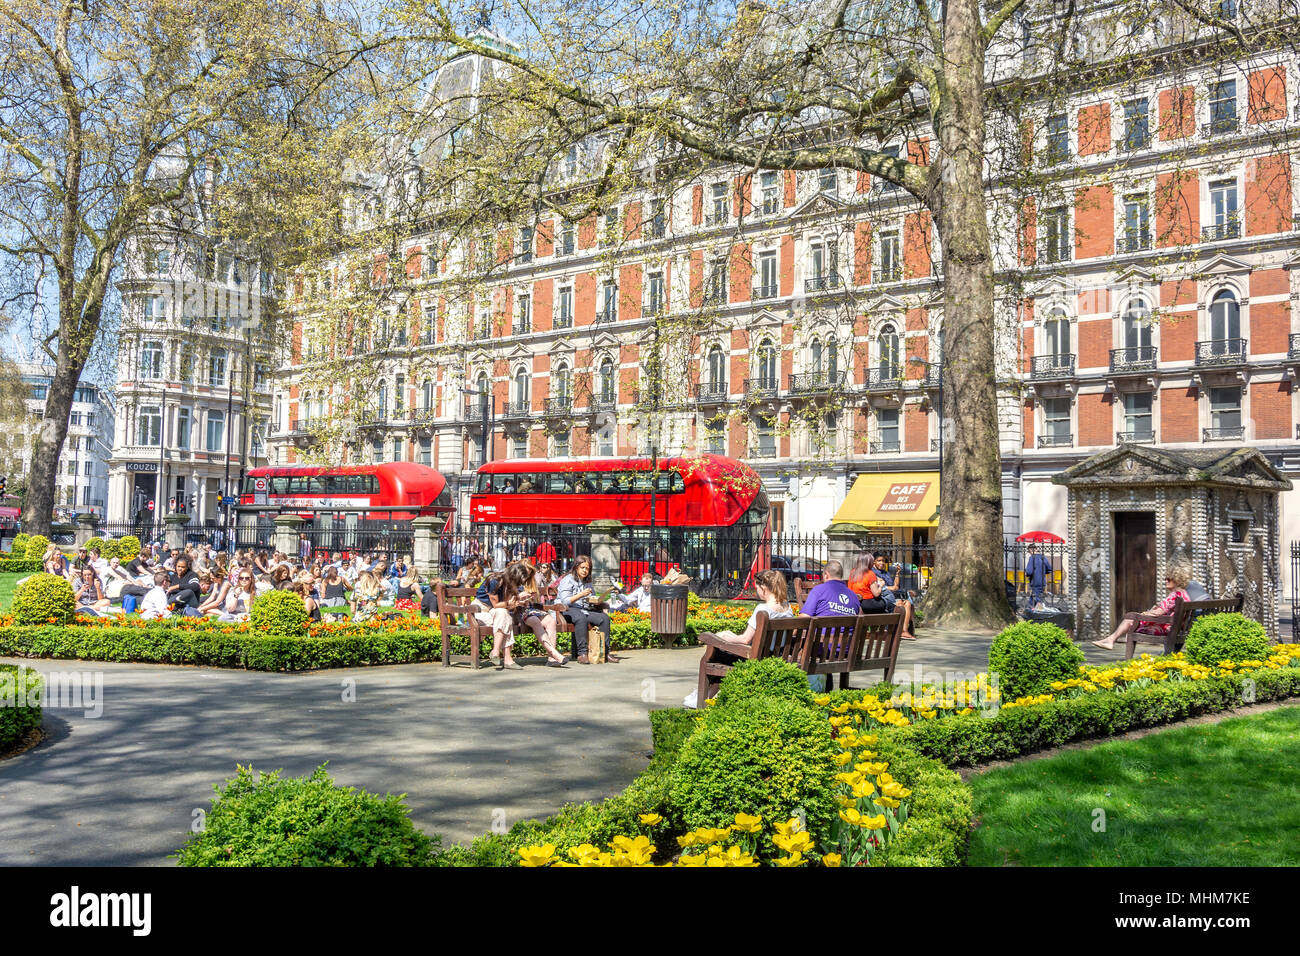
188, 493, 196, 511
0, 476, 6, 496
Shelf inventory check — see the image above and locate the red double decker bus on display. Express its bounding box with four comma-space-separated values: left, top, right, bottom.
239, 462, 453, 522
468, 454, 769, 594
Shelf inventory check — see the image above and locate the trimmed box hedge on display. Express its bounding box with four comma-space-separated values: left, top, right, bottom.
0, 664, 42, 750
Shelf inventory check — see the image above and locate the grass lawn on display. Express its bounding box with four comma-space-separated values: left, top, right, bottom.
0, 571, 21, 612
968, 705, 1300, 866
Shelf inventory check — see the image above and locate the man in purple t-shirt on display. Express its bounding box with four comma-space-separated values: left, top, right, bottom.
800, 560, 859, 617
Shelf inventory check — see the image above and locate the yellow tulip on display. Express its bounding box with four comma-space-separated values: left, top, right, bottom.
773, 831, 813, 855
568, 843, 602, 861
517, 844, 558, 867
773, 817, 804, 836
676, 852, 707, 866
859, 814, 887, 830
839, 807, 862, 826
638, 813, 664, 826
821, 853, 842, 867
876, 796, 901, 809
773, 852, 805, 867
732, 812, 763, 833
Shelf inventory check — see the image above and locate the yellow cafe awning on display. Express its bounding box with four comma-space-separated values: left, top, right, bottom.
832, 472, 940, 529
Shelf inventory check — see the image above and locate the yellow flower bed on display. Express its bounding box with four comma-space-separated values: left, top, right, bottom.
516, 718, 912, 867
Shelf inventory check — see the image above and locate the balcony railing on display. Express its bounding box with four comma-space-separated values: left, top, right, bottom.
694, 383, 729, 403
406, 408, 439, 426
355, 410, 387, 427
787, 371, 846, 395
1030, 354, 1075, 379
597, 306, 617, 324
744, 377, 780, 400
553, 313, 573, 330
288, 418, 322, 434
1120, 232, 1152, 253
1037, 432, 1073, 448
1116, 429, 1156, 444
704, 211, 729, 227
748, 444, 778, 459
876, 264, 902, 282
1194, 339, 1247, 366
589, 397, 617, 414
501, 401, 533, 420
753, 283, 779, 300
544, 397, 571, 417
1203, 425, 1245, 442
1115, 133, 1151, 153
1202, 116, 1239, 137
1039, 242, 1071, 265
1109, 346, 1158, 372
1290, 333, 1300, 359
804, 273, 842, 293
512, 318, 531, 335
864, 366, 904, 391
869, 439, 901, 454
1201, 220, 1241, 242
461, 400, 491, 423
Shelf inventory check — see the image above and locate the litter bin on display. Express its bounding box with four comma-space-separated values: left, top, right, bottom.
650, 584, 689, 648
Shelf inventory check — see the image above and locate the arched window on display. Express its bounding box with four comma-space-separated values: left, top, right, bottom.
810, 338, 823, 373
599, 357, 616, 403
877, 324, 900, 376
1209, 290, 1240, 344
757, 339, 777, 387
422, 379, 433, 411
1044, 310, 1071, 357
513, 367, 529, 406
1121, 298, 1153, 364
706, 347, 726, 393
554, 362, 572, 403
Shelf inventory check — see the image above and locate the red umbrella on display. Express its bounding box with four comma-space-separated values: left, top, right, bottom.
1016, 530, 1064, 544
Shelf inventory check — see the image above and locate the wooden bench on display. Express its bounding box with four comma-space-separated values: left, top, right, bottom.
696, 612, 812, 704
696, 609, 905, 704
801, 612, 904, 688
434, 582, 486, 669
791, 578, 814, 605
1122, 593, 1245, 658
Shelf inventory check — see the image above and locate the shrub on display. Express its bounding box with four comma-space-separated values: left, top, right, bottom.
115, 535, 141, 560
98, 539, 118, 560
84, 536, 106, 556
250, 589, 308, 637
0, 664, 43, 751
988, 621, 1084, 699
0, 559, 42, 573
669, 697, 838, 858
867, 735, 972, 867
9, 532, 29, 557
11, 573, 75, 626
714, 656, 816, 708
1183, 613, 1270, 666
23, 534, 51, 561
176, 764, 439, 866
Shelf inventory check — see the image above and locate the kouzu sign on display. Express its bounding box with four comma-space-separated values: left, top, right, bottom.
878, 482, 931, 513
125, 462, 158, 473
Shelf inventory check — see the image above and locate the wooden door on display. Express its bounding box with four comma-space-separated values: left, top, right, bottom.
1113, 512, 1156, 623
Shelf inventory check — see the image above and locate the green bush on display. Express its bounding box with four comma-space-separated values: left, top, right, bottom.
11, 573, 75, 626
250, 589, 308, 637
84, 537, 106, 556
23, 534, 50, 561
669, 697, 838, 859
714, 656, 816, 708
115, 535, 141, 560
0, 664, 42, 750
988, 621, 1085, 699
867, 734, 971, 867
1183, 613, 1270, 666
0, 559, 42, 572
176, 764, 439, 866
9, 532, 29, 557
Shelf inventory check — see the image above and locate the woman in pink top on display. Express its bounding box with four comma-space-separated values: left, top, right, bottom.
1092, 564, 1191, 651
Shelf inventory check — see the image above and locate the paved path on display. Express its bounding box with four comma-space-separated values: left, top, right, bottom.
0, 631, 1126, 866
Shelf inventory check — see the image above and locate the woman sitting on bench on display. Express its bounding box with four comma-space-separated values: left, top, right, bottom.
697, 570, 793, 658
1092, 563, 1190, 651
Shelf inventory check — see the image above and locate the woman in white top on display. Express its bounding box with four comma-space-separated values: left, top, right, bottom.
218, 570, 258, 622
697, 570, 793, 655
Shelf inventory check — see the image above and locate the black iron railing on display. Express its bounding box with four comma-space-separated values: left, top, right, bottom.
694, 383, 729, 403
1037, 432, 1073, 448
1109, 346, 1158, 371
1201, 220, 1241, 242
787, 372, 846, 394
1194, 339, 1247, 366
864, 366, 903, 390
744, 377, 779, 399
1116, 429, 1156, 444
1031, 354, 1075, 379
1203, 425, 1245, 442
804, 274, 842, 293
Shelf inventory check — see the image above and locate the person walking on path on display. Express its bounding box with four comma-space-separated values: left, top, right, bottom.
1025, 544, 1051, 608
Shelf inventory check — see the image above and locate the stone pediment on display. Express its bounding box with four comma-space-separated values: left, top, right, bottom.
1196, 253, 1251, 278
590, 330, 620, 349
867, 292, 907, 313
745, 309, 784, 330
1054, 444, 1291, 491
789, 191, 849, 220
1112, 265, 1156, 286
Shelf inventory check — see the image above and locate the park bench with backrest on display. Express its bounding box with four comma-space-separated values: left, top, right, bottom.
696, 608, 905, 704
434, 581, 486, 669
800, 612, 904, 688
1121, 593, 1245, 658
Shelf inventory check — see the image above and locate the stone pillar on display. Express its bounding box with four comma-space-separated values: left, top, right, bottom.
823, 521, 867, 576
75, 513, 102, 548
412, 515, 443, 579
588, 519, 624, 590
274, 514, 304, 558
164, 513, 191, 551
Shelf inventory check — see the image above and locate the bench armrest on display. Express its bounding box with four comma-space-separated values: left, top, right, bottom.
1122, 612, 1172, 624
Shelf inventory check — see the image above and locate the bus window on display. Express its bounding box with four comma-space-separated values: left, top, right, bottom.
272, 477, 290, 494
611, 472, 635, 494
476, 473, 492, 493
631, 472, 653, 494
306, 476, 327, 495
516, 474, 540, 494
572, 474, 597, 494
671, 471, 685, 493
547, 473, 574, 493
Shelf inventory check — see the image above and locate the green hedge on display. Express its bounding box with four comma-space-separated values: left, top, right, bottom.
0, 559, 42, 572
866, 734, 972, 867
176, 764, 440, 866
439, 707, 700, 866
872, 665, 1300, 767
1183, 613, 1270, 666
0, 612, 729, 671
0, 664, 42, 750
